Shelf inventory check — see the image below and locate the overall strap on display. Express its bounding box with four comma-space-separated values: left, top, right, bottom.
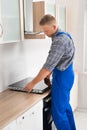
56, 32, 72, 39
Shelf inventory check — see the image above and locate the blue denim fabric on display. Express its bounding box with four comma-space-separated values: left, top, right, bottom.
51, 64, 76, 130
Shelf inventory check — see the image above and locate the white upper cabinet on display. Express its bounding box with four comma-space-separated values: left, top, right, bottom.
56, 5, 66, 31
45, 0, 56, 16
24, 0, 56, 39
0, 0, 22, 44
0, 0, 3, 41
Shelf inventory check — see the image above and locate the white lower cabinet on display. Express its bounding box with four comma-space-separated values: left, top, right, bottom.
16, 100, 43, 130
2, 120, 18, 130
70, 72, 78, 111
2, 100, 43, 130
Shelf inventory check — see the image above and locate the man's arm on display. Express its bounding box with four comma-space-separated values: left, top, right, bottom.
24, 68, 51, 92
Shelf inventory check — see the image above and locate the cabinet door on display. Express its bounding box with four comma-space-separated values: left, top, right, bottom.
16, 100, 43, 130
16, 110, 32, 130
0, 0, 21, 43
0, 0, 3, 41
24, 0, 56, 39
70, 72, 78, 111
0, 23, 3, 41
31, 100, 43, 130
45, 0, 56, 16
2, 120, 18, 130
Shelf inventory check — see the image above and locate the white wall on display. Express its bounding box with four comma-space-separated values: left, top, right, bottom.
0, 39, 51, 92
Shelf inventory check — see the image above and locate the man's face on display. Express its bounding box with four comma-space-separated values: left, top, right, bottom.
41, 24, 56, 37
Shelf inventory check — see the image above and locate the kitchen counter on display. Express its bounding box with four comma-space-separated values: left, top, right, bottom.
0, 89, 50, 129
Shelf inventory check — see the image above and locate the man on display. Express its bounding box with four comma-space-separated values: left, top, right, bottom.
24, 14, 76, 130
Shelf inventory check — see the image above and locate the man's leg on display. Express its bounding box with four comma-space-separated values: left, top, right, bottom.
51, 67, 76, 130
66, 104, 76, 130
51, 83, 71, 130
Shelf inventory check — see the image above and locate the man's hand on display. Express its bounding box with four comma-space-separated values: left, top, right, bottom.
24, 68, 51, 92
44, 77, 51, 86
44, 72, 51, 86
24, 81, 35, 92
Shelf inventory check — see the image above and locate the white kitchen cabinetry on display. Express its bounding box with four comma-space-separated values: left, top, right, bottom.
24, 0, 56, 39
2, 100, 43, 130
70, 72, 78, 111
2, 120, 18, 130
16, 100, 43, 130
0, 0, 3, 41
0, 0, 22, 44
56, 5, 66, 31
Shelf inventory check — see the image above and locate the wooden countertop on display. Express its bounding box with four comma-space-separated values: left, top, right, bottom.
0, 89, 50, 129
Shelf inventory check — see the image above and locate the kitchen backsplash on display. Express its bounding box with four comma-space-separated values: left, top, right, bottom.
0, 39, 51, 92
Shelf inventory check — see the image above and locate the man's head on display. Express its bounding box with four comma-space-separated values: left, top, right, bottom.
39, 14, 58, 37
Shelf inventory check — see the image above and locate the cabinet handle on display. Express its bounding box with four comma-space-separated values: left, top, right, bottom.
45, 97, 51, 103
0, 24, 3, 37
22, 116, 25, 119
32, 112, 34, 115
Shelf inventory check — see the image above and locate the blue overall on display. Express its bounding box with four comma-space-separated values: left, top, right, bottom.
51, 32, 76, 130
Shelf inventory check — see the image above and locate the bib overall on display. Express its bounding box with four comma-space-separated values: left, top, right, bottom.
51, 32, 76, 130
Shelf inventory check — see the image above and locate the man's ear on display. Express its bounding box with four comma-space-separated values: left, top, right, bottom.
53, 24, 57, 30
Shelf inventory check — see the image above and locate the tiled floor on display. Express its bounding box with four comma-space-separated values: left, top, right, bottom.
74, 110, 87, 130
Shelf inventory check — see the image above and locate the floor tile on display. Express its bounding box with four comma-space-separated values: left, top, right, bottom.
74, 110, 87, 130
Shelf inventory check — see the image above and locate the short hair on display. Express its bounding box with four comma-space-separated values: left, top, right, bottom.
39, 14, 56, 25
